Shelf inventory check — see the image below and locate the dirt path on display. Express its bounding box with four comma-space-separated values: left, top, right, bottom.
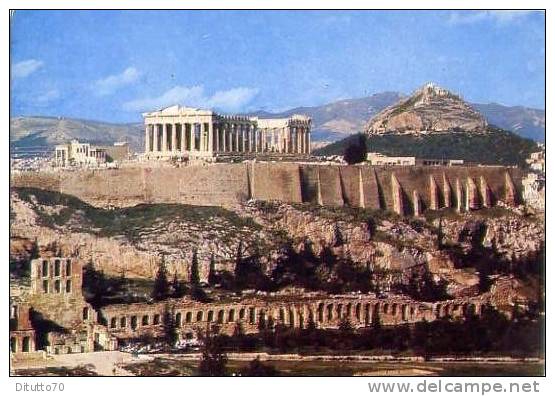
50, 351, 154, 376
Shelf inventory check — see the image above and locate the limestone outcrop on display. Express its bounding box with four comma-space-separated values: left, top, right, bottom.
365, 83, 487, 135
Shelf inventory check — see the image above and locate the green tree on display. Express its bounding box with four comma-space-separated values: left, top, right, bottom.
190, 249, 200, 286
198, 327, 228, 376
171, 272, 186, 298
162, 305, 179, 348
151, 259, 170, 301
343, 134, 368, 164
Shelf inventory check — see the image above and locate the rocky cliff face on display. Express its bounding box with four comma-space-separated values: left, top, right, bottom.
10, 188, 543, 304
365, 83, 488, 135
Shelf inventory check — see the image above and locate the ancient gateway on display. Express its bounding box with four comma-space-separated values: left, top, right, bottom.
143, 105, 312, 158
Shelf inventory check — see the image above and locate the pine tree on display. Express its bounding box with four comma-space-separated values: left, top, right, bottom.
171, 272, 185, 298
152, 259, 170, 301
190, 249, 200, 286
162, 305, 179, 348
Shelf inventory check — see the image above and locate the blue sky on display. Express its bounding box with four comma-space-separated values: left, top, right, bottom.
10, 10, 545, 123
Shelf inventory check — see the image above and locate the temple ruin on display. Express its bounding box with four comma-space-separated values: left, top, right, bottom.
143, 105, 312, 159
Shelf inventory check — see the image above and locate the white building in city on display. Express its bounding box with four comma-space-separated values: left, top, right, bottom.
366, 152, 416, 166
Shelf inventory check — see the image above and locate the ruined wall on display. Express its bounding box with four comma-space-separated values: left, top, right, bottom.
11, 164, 524, 214
99, 294, 489, 339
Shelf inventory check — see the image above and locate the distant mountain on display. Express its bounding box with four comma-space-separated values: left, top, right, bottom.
473, 103, 545, 143
10, 116, 143, 156
9, 90, 545, 158
252, 90, 544, 143
248, 91, 405, 142
365, 83, 487, 135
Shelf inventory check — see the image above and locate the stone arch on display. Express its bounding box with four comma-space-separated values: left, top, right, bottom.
258, 310, 267, 326
392, 303, 398, 317
365, 303, 371, 324
83, 307, 89, 320
153, 314, 160, 325
435, 304, 442, 318
185, 312, 192, 323
10, 337, 16, 353
318, 303, 325, 322
217, 309, 225, 324
120, 317, 127, 328
383, 303, 389, 314
176, 312, 182, 327
249, 307, 256, 324
207, 310, 214, 322
288, 308, 296, 327
402, 304, 409, 321
196, 311, 204, 322
22, 336, 31, 352
131, 315, 138, 330
142, 315, 149, 326
308, 308, 315, 324
346, 303, 353, 319
228, 309, 236, 323
279, 307, 286, 323
355, 303, 362, 322
110, 317, 117, 328
336, 304, 343, 319
327, 304, 334, 321
239, 308, 246, 320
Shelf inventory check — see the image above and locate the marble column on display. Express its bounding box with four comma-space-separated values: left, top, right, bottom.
145, 125, 150, 153
162, 123, 168, 152
170, 124, 176, 153
153, 124, 159, 152
222, 125, 227, 152
208, 122, 214, 153
215, 124, 220, 152
189, 123, 195, 152
234, 124, 239, 152
181, 124, 187, 152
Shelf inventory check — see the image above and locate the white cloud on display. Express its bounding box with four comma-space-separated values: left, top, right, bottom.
12, 59, 44, 79
93, 67, 141, 96
123, 85, 259, 112
35, 89, 60, 104
447, 10, 535, 26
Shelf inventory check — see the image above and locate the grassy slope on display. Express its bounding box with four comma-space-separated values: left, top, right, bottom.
12, 187, 260, 240
314, 128, 537, 167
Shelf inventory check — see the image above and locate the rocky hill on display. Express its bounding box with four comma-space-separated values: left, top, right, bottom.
365, 83, 487, 135
10, 187, 543, 304
10, 116, 143, 157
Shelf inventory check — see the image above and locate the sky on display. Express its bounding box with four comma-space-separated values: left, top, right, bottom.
10, 10, 545, 123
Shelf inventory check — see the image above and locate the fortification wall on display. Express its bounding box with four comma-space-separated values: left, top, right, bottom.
251, 163, 303, 203
11, 164, 524, 214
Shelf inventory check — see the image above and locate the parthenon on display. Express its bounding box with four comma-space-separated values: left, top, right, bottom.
143, 105, 312, 158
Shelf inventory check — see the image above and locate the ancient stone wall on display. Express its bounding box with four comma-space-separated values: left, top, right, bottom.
11, 164, 523, 214
99, 294, 488, 340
